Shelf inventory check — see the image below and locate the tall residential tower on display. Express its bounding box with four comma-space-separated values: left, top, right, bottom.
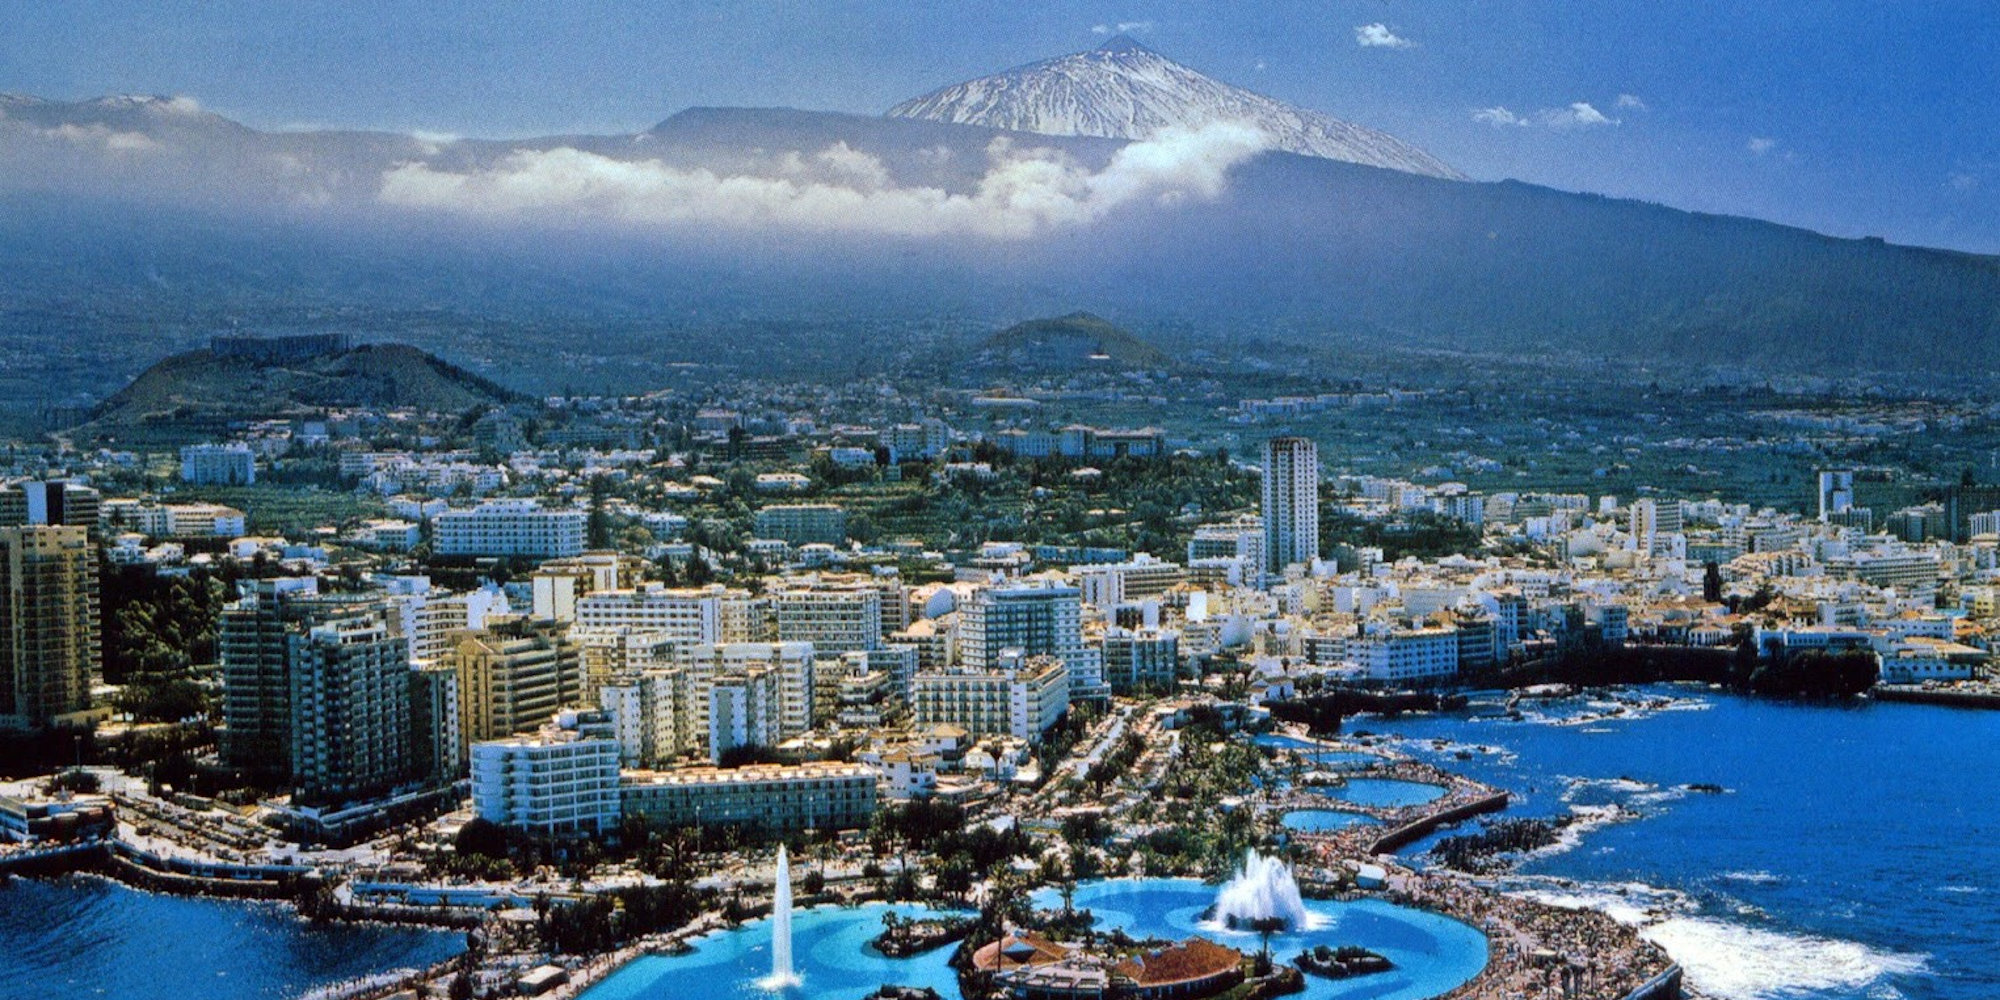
1261, 436, 1320, 579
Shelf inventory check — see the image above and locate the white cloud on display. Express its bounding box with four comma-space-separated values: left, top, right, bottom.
1091, 21, 1154, 35
160, 95, 203, 115
1477, 102, 1619, 129
377, 123, 1269, 241
1542, 102, 1615, 127
43, 122, 159, 151
1747, 136, 1777, 155
1948, 172, 1978, 192
1615, 94, 1647, 110
1354, 23, 1413, 49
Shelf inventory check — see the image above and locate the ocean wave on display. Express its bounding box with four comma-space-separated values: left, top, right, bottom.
1938, 884, 1983, 895
1642, 916, 1926, 1000
1560, 774, 1689, 811
1518, 804, 1640, 863
1501, 875, 1690, 926
1563, 775, 1655, 797
1719, 870, 1782, 885
1514, 691, 1713, 728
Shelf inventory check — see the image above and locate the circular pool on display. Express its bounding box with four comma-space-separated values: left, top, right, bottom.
580, 879, 1487, 1000
1281, 808, 1379, 832
1317, 778, 1447, 808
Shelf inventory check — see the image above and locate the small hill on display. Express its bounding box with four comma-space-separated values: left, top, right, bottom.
971, 312, 1172, 372
83, 341, 525, 440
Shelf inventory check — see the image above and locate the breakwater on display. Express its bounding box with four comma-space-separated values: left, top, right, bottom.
1873, 685, 2000, 709
1368, 792, 1512, 855
1622, 965, 1683, 1000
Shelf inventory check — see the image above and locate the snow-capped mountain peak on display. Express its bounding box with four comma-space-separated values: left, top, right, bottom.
887, 39, 1462, 180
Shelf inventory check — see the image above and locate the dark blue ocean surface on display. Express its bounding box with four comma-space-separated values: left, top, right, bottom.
1360, 687, 2000, 1000
0, 875, 463, 1000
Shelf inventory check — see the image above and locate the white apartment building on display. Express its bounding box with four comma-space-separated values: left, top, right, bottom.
1101, 626, 1180, 692
620, 762, 877, 834
1348, 625, 1460, 684
911, 654, 1069, 741
1189, 516, 1265, 575
771, 584, 881, 654
959, 582, 1105, 703
573, 627, 680, 700
1261, 437, 1319, 577
434, 499, 586, 559
707, 665, 782, 762
599, 669, 683, 769
573, 585, 741, 643
469, 711, 622, 837
180, 443, 256, 486
679, 641, 816, 739
1074, 554, 1185, 608
1845, 549, 1945, 594
100, 500, 248, 538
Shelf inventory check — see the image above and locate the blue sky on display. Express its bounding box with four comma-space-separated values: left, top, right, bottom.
3, 1, 1995, 252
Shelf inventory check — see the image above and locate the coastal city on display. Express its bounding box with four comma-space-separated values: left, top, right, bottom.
2, 328, 1996, 1000
5, 7, 2000, 1000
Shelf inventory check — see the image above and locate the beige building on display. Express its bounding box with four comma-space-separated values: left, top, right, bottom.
0, 525, 100, 730
452, 616, 584, 755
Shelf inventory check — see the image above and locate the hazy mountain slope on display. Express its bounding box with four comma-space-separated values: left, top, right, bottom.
970, 311, 1173, 372
2, 97, 1997, 408
84, 342, 525, 439
888, 36, 1462, 179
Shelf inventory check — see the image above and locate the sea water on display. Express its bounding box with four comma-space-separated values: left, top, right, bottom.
1366, 687, 2000, 1000
0, 875, 462, 1000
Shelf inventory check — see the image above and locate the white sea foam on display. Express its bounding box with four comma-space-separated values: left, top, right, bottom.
1517, 804, 1638, 863
1939, 884, 1982, 894
1501, 876, 1689, 926
1561, 774, 1688, 810
1720, 870, 1782, 885
1567, 776, 1655, 796
1642, 916, 1926, 1000
1504, 877, 1927, 1000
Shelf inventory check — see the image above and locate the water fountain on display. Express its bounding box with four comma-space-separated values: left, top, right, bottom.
755, 845, 801, 991
1211, 849, 1316, 932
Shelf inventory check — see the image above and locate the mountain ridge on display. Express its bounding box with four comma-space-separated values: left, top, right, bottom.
887, 36, 1463, 179
970, 311, 1173, 372
81, 341, 526, 441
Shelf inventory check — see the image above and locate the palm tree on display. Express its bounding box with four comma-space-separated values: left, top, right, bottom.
1248, 916, 1285, 975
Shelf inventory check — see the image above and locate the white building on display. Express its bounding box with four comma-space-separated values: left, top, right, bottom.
180, 443, 257, 486
574, 585, 749, 643
707, 665, 782, 762
599, 669, 683, 769
959, 582, 1105, 703
772, 583, 881, 654
911, 654, 1069, 741
620, 762, 877, 834
1074, 554, 1185, 609
469, 710, 623, 837
680, 642, 817, 740
1348, 625, 1460, 684
434, 499, 586, 559
1261, 437, 1319, 578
